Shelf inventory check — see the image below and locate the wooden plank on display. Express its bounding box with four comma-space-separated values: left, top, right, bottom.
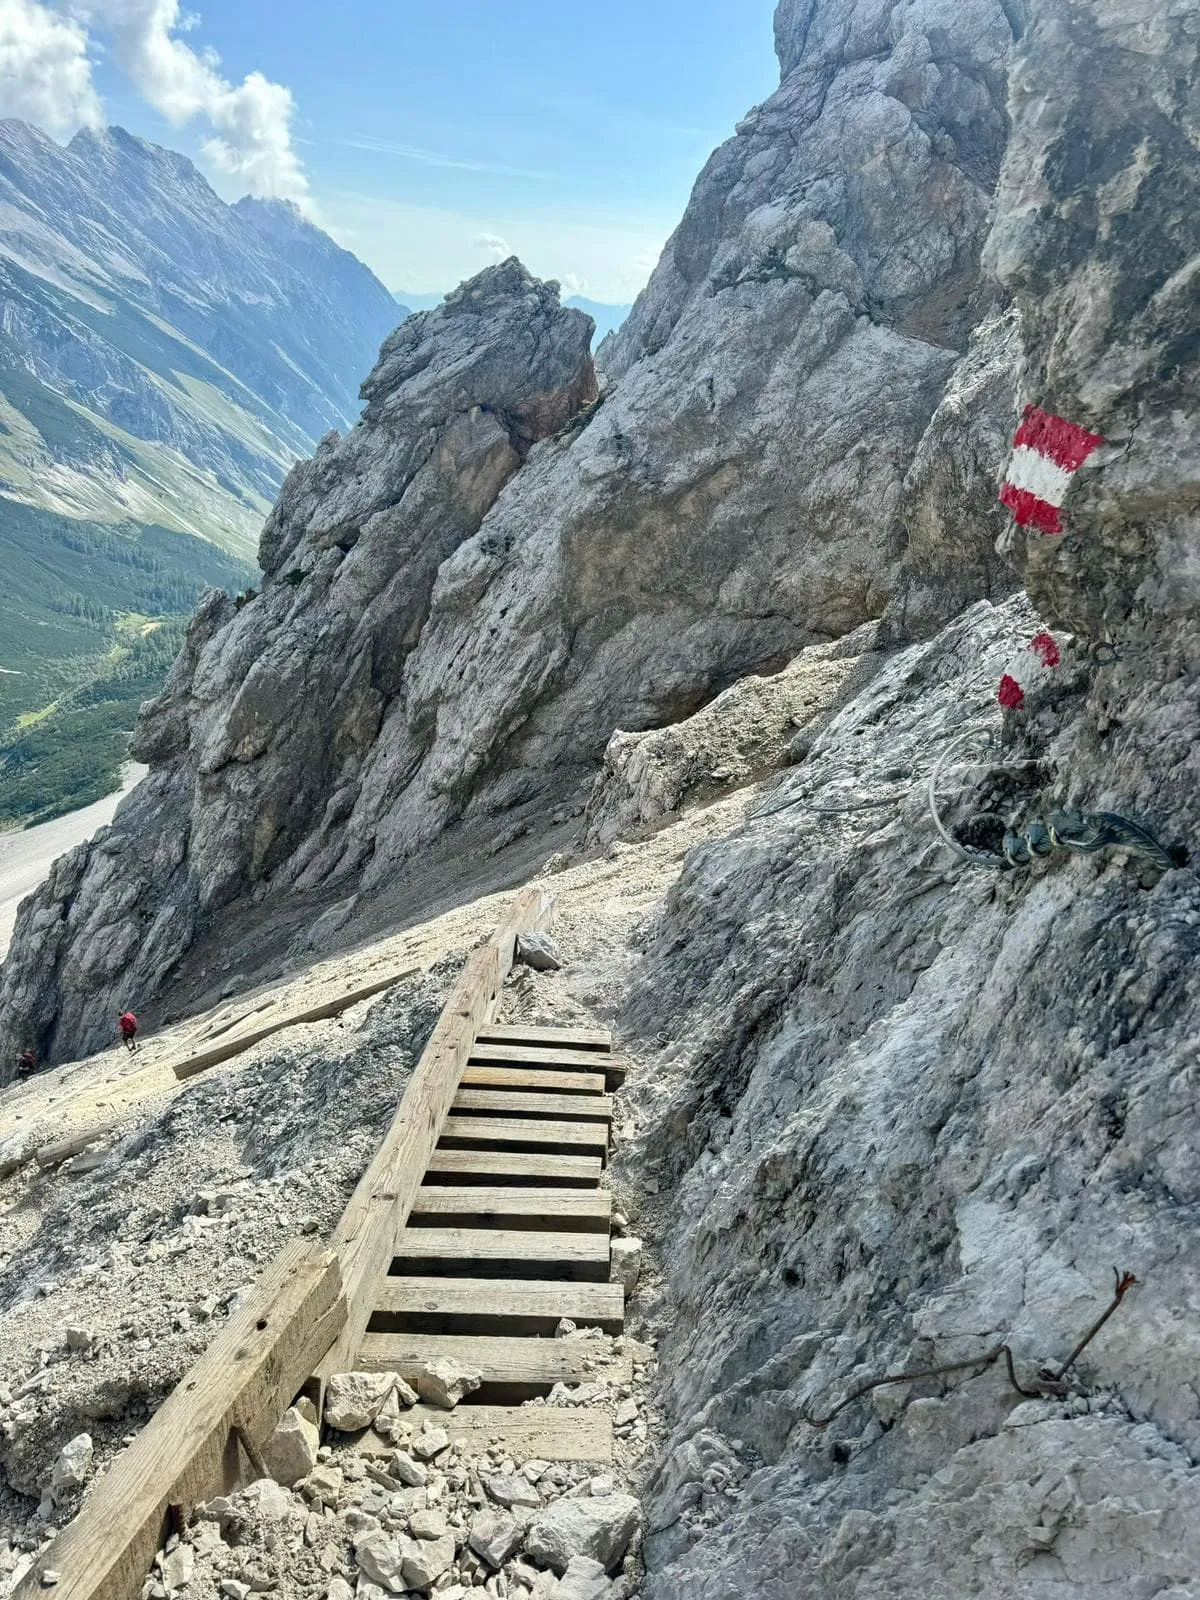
393, 1227, 610, 1273
411, 1187, 611, 1225
469, 1043, 628, 1079
15, 1243, 343, 1600
487, 888, 556, 1001
316, 944, 501, 1383
460, 1065, 606, 1094
451, 1088, 613, 1121
358, 1403, 613, 1464
358, 1332, 632, 1386
33, 1123, 117, 1170
173, 966, 419, 1081
423, 1150, 603, 1185
440, 1116, 609, 1152
476, 1024, 612, 1052
378, 1276, 625, 1331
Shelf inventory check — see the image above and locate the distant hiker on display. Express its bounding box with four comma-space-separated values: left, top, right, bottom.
14, 1050, 35, 1080
118, 1011, 139, 1052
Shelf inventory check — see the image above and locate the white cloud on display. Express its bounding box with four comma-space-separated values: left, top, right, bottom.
73, 0, 310, 205
0, 0, 102, 134
473, 231, 511, 263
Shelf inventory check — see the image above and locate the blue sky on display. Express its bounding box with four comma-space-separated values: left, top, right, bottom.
85, 0, 781, 301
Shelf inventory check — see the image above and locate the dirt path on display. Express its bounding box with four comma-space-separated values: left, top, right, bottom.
0, 765, 148, 960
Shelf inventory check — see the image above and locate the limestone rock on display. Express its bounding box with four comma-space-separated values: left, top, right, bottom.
469, 1509, 527, 1569
524, 1494, 641, 1576
324, 1372, 396, 1431
408, 1508, 448, 1541
411, 1423, 450, 1461
238, 1479, 293, 1521
608, 1238, 643, 1295
49, 1433, 93, 1493
557, 1558, 615, 1600
158, 1546, 193, 1594
399, 1531, 455, 1589
484, 1472, 542, 1511
353, 1532, 406, 1594
262, 1405, 320, 1487
515, 932, 563, 972
388, 1451, 427, 1487
411, 1357, 483, 1411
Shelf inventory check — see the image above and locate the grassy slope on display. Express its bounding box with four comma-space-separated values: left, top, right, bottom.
0, 499, 255, 825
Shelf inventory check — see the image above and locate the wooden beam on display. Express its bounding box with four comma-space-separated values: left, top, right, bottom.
469, 1043, 628, 1080
393, 1226, 611, 1276
486, 889, 555, 1001
423, 1150, 603, 1185
475, 1024, 612, 1052
460, 1065, 606, 1094
376, 1276, 625, 1331
33, 1123, 117, 1170
451, 1088, 613, 1121
357, 1332, 632, 1386
410, 1187, 611, 1225
14, 1243, 343, 1600
357, 1404, 613, 1463
440, 1115, 609, 1153
315, 944, 500, 1383
173, 966, 418, 1082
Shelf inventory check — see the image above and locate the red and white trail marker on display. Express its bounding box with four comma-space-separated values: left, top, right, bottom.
998, 630, 1062, 711
999, 405, 1105, 536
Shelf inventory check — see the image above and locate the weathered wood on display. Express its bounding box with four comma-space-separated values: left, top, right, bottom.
357, 1404, 613, 1463
358, 1332, 632, 1386
15, 1243, 343, 1600
459, 1065, 606, 1095
487, 887, 556, 1001
423, 1150, 603, 1185
173, 966, 418, 1082
393, 1227, 610, 1275
377, 1276, 625, 1331
469, 1043, 628, 1079
476, 1024, 612, 1052
451, 1088, 613, 1121
316, 945, 501, 1383
33, 1123, 117, 1170
410, 1187, 611, 1226
440, 1115, 609, 1153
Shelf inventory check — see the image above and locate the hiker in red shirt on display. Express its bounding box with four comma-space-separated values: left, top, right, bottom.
118, 1011, 139, 1052
13, 1049, 35, 1080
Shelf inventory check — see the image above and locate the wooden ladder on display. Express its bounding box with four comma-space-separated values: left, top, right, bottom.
354, 1019, 630, 1463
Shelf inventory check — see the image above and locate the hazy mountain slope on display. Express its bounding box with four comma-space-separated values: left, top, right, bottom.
0, 119, 399, 823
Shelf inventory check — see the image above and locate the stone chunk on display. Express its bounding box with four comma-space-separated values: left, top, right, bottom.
389, 1449, 427, 1486
262, 1405, 320, 1487
239, 1479, 294, 1520
411, 1422, 449, 1460
400, 1531, 455, 1588
159, 1545, 194, 1593
516, 932, 563, 971
557, 1556, 615, 1600
484, 1472, 542, 1510
524, 1493, 640, 1575
50, 1433, 93, 1493
608, 1238, 643, 1294
411, 1357, 482, 1411
409, 1508, 448, 1540
353, 1532, 406, 1593
324, 1371, 397, 1431
469, 1508, 527, 1568
301, 1463, 344, 1509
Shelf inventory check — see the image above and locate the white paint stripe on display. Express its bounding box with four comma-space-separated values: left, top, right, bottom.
1005, 445, 1074, 506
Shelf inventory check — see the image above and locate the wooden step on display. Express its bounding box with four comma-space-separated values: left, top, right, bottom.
470, 1042, 628, 1080
451, 1088, 613, 1121
375, 1276, 625, 1333
358, 1332, 632, 1386
357, 1403, 613, 1463
476, 1024, 612, 1052
423, 1150, 603, 1186
460, 1065, 606, 1095
393, 1227, 610, 1280
410, 1187, 611, 1230
440, 1116, 609, 1155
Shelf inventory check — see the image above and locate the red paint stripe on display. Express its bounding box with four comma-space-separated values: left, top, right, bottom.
999, 481, 1063, 535
997, 673, 1025, 710
1012, 405, 1104, 472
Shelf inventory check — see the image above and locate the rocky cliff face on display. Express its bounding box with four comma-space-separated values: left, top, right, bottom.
0, 0, 1023, 1067
610, 2, 1200, 1595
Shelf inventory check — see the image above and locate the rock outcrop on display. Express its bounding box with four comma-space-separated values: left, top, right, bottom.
611, 2, 1200, 1596
1, 0, 1020, 1068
